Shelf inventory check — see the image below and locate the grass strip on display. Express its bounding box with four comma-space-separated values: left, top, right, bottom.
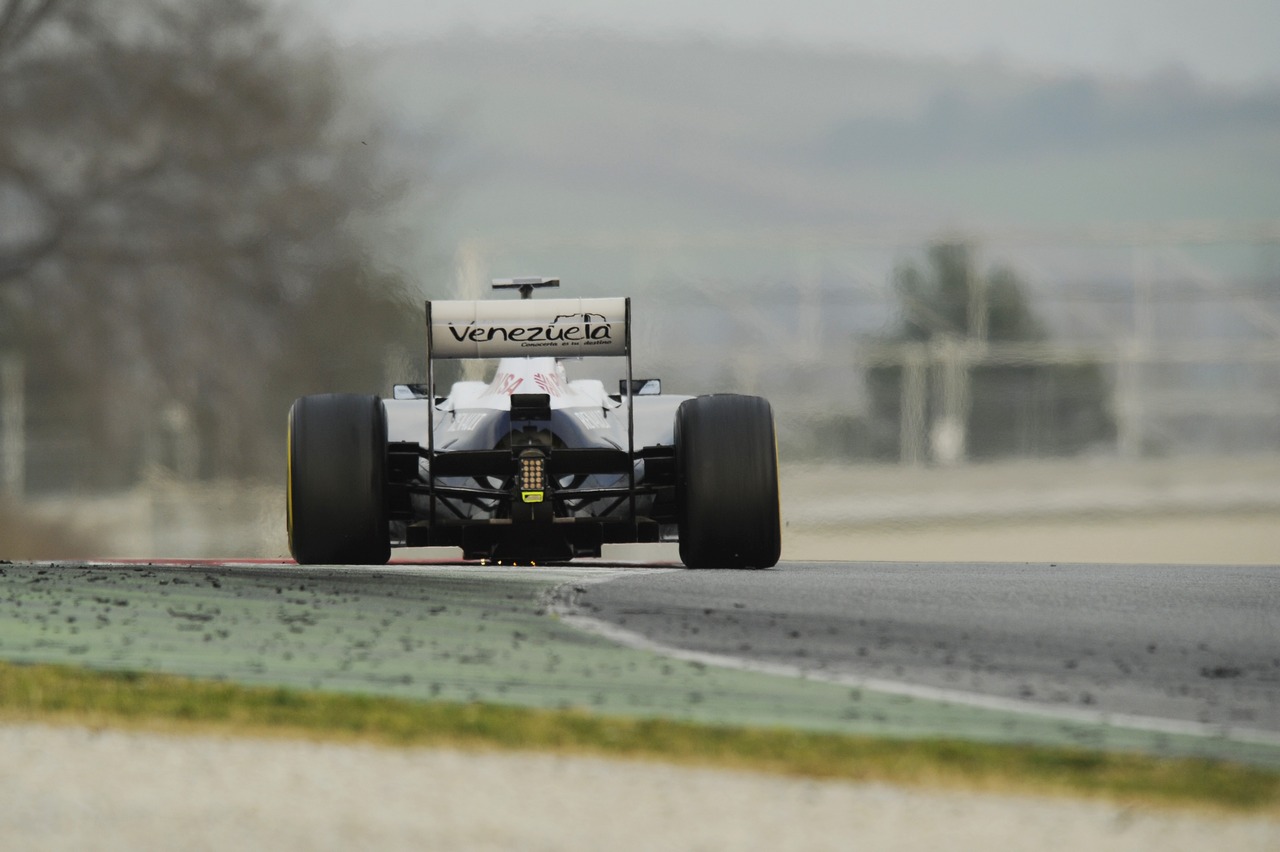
1, 660, 1276, 814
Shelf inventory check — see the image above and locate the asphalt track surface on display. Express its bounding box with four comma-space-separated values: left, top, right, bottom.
573, 561, 1280, 735
2, 558, 1277, 764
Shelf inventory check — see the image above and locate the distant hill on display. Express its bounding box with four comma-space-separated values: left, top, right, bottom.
352, 33, 1280, 254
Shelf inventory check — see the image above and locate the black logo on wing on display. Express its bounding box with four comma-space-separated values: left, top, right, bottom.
551, 312, 607, 324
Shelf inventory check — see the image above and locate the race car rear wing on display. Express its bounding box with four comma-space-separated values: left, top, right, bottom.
426, 297, 630, 360
424, 296, 633, 409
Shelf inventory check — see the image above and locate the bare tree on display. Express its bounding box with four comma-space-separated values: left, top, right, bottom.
866, 241, 1113, 461
1, 0, 422, 488
0, 0, 60, 62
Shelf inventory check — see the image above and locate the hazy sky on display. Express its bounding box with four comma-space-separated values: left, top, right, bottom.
308, 0, 1280, 84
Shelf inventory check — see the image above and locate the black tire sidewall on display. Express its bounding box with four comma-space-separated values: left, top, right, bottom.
288, 393, 390, 565
676, 394, 781, 568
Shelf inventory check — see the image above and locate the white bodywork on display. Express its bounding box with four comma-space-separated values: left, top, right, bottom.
384, 355, 683, 453
439, 358, 620, 413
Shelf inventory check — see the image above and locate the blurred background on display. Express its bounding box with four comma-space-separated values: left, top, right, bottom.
1, 0, 1276, 562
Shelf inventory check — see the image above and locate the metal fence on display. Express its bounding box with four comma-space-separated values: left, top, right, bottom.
3, 223, 1279, 501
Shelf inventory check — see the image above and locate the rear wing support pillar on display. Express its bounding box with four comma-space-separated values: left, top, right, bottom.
625, 298, 635, 523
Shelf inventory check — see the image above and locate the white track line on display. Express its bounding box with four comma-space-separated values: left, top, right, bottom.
550, 581, 1280, 749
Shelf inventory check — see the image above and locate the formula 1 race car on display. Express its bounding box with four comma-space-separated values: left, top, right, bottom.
286, 278, 780, 568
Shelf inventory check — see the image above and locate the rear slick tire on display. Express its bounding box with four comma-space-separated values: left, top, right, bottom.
675, 394, 781, 569
288, 393, 391, 565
